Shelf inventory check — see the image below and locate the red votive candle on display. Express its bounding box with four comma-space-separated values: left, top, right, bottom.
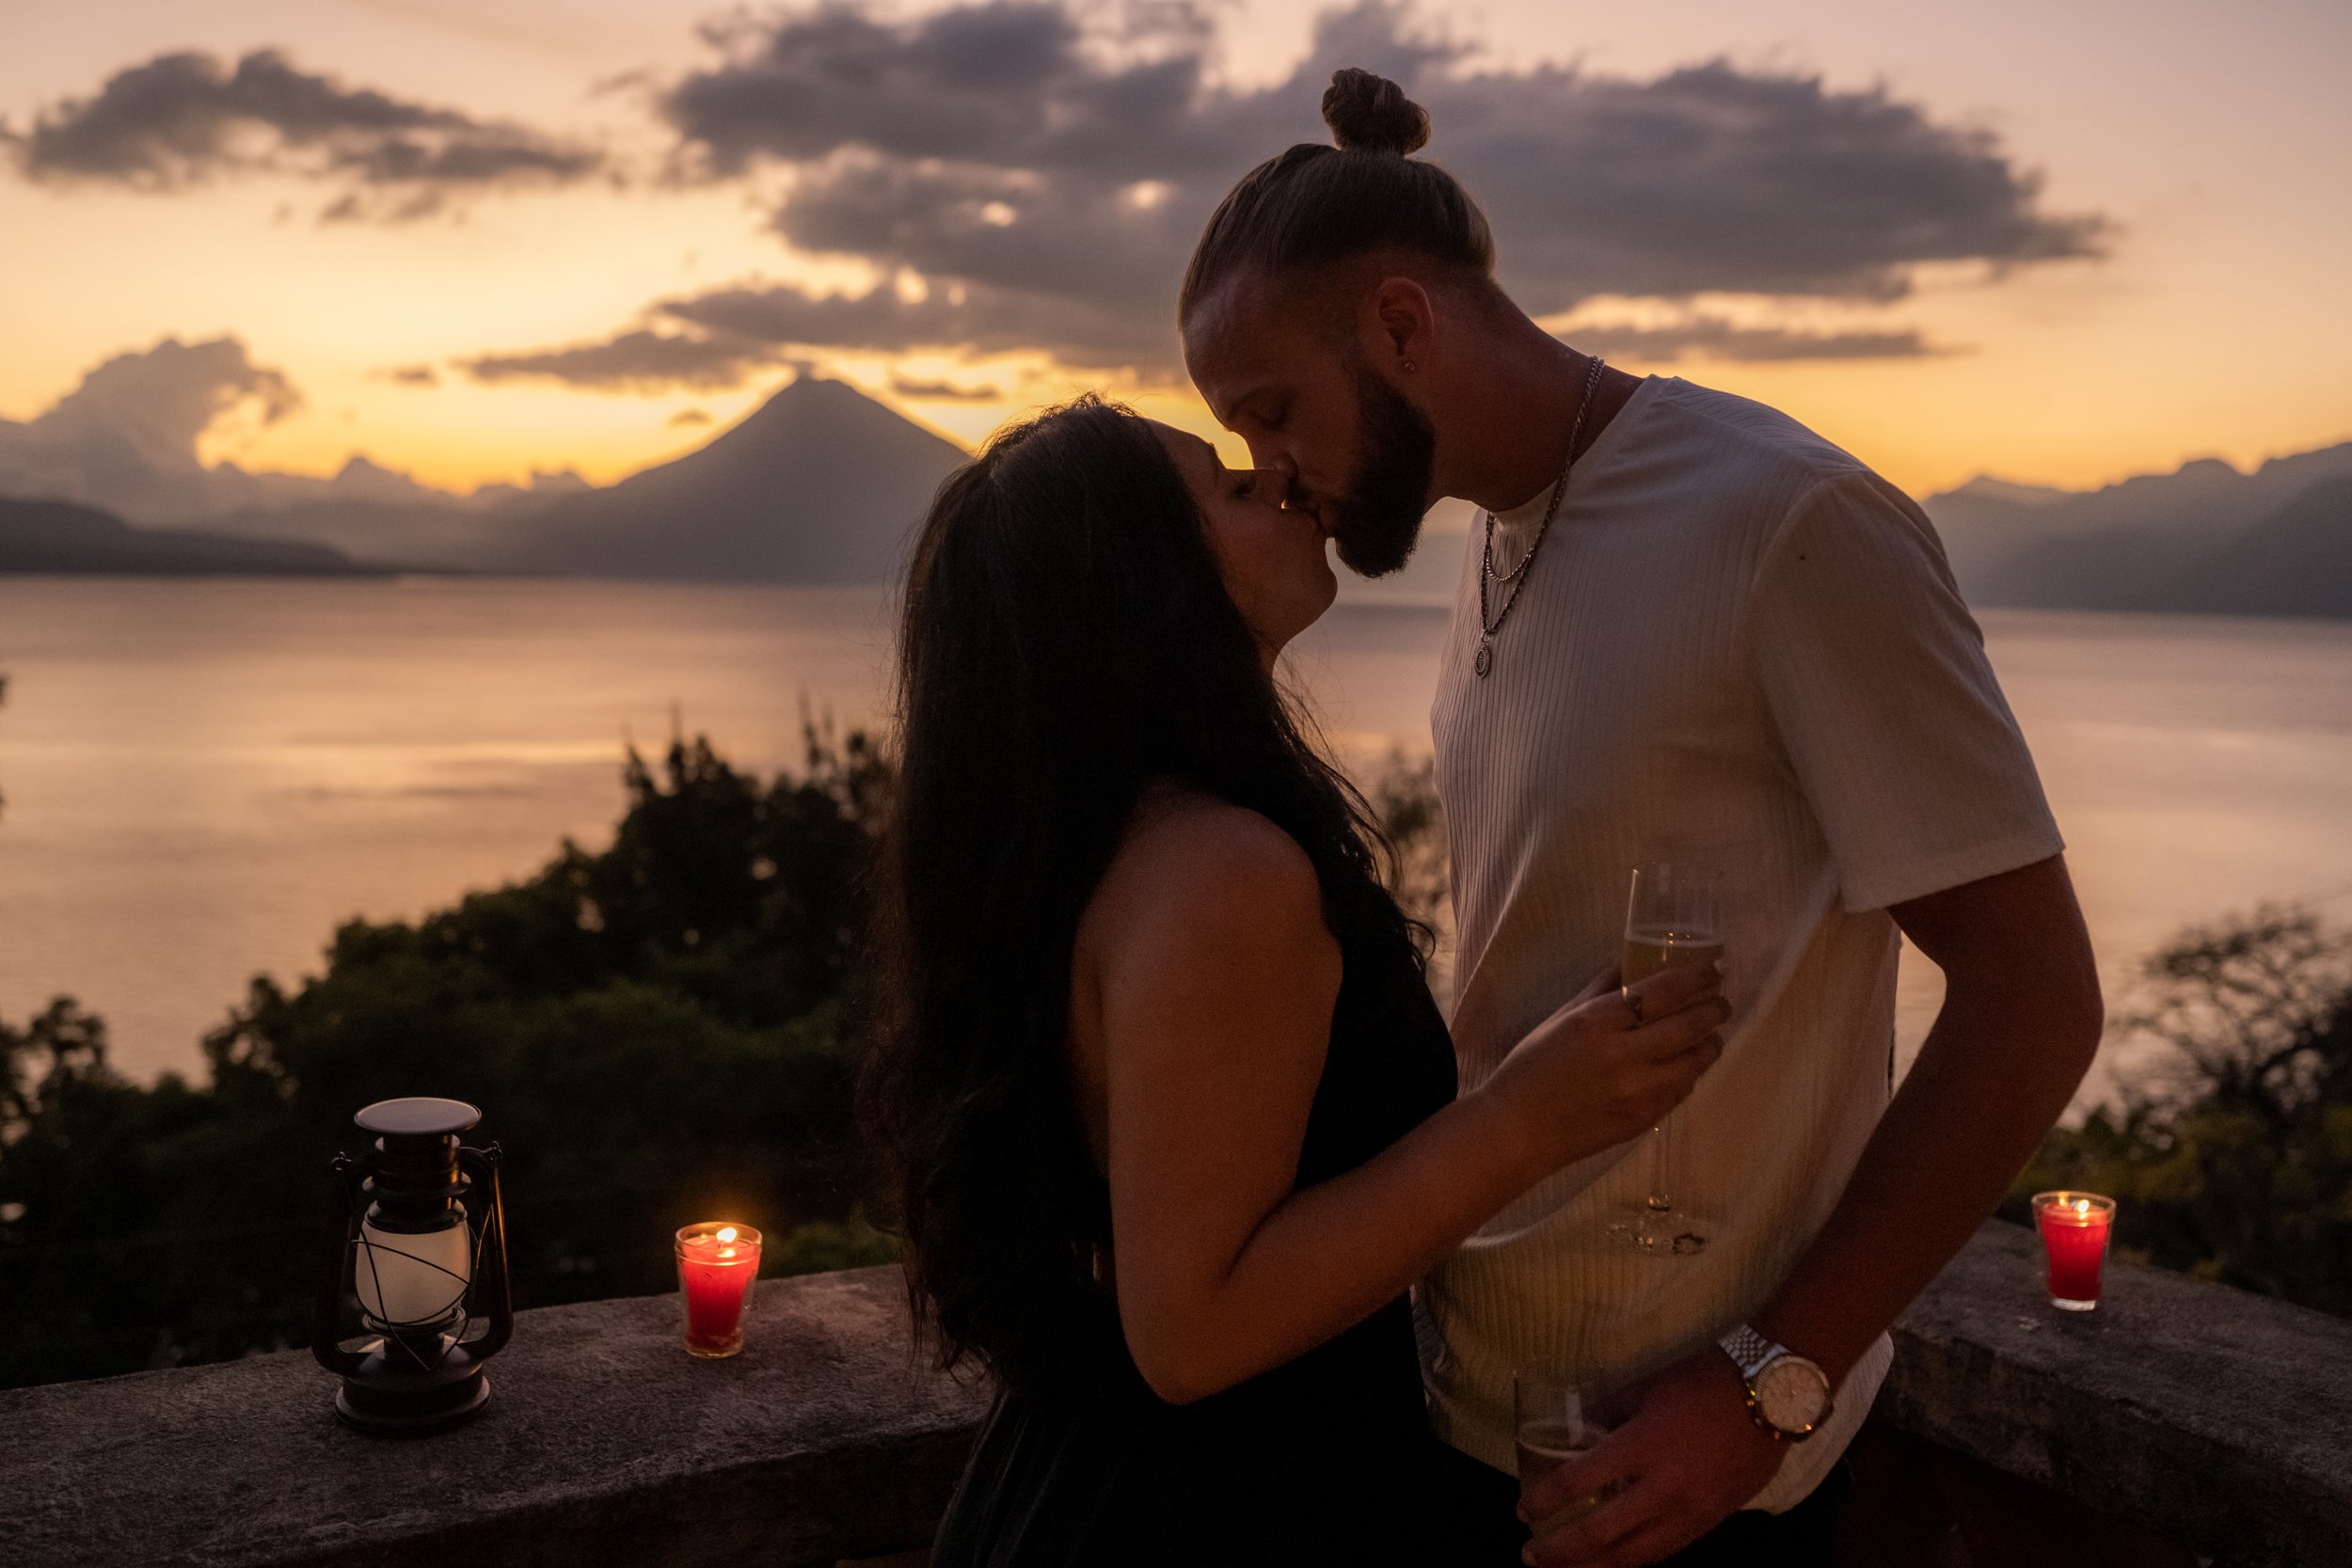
675, 1222, 763, 1357
2031, 1192, 2115, 1311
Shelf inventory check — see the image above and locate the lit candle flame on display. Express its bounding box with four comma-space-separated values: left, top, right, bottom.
2072, 1199, 2090, 1218
717, 1227, 738, 1244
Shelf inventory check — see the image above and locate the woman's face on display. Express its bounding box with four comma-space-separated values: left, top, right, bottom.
1151, 421, 1337, 664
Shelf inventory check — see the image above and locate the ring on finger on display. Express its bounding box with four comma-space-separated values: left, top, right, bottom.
1622, 987, 1645, 1025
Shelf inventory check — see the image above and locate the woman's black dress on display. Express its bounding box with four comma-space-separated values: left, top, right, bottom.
929, 900, 1487, 1566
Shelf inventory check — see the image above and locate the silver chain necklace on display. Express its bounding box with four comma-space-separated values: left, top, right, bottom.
1473, 354, 1606, 679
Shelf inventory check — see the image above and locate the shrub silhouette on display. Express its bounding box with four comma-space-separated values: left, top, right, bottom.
2010, 905, 2352, 1315
0, 726, 898, 1387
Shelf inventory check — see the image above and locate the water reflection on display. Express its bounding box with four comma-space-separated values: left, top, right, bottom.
1, 578, 2347, 1107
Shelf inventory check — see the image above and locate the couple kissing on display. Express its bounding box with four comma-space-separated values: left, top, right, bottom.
863, 66, 2102, 1568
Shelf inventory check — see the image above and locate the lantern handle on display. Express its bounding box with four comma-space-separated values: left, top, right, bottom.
310, 1152, 370, 1377
458, 1143, 514, 1359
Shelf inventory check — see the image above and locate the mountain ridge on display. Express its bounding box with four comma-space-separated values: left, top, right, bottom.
0, 496, 429, 577
2153, 473, 2352, 619
1923, 441, 2352, 616
471, 376, 967, 582
138, 376, 968, 584
6, 372, 2344, 615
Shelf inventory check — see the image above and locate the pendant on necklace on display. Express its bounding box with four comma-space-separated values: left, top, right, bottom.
1474, 640, 1493, 678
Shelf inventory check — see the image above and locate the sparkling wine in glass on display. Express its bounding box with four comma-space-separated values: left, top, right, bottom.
1607, 861, 1721, 1256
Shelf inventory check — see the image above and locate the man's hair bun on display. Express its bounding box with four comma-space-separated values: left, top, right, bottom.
1182, 64, 1492, 324
1321, 68, 1429, 156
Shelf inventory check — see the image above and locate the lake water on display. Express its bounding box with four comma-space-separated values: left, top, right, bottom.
4, 576, 2350, 1109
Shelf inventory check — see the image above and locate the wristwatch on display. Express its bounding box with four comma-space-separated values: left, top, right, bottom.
1718, 1324, 1832, 1443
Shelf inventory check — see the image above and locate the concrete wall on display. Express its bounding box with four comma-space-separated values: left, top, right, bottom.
1876, 1221, 2352, 1566
3, 1223, 2346, 1567
0, 1268, 986, 1568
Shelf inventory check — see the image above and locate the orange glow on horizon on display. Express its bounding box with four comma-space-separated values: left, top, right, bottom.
2, 1, 2346, 502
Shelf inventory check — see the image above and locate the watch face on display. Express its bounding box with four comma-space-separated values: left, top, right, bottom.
1756, 1357, 1830, 1433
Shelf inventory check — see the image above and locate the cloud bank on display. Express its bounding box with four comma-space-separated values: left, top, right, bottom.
1561, 318, 1943, 364
469, 0, 2101, 387
6, 49, 605, 219
0, 337, 304, 519
889, 375, 1005, 403
464, 328, 775, 392
0, 338, 579, 522
9, 5, 2106, 392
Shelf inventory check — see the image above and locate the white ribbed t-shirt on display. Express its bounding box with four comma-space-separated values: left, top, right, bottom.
1418, 376, 2063, 1512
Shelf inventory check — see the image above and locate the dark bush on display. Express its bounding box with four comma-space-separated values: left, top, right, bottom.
2009, 906, 2352, 1315
0, 727, 899, 1388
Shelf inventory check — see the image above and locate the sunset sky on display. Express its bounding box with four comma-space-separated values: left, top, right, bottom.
3, 0, 2347, 502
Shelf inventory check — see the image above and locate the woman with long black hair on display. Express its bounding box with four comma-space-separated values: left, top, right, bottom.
863, 396, 1727, 1564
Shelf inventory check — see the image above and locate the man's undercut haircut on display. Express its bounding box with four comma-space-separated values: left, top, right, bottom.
1180, 68, 1496, 326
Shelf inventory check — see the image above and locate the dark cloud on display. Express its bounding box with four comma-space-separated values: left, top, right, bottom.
616, 0, 2106, 374
1454, 58, 2103, 303
1564, 319, 1942, 364
663, 1, 1232, 183
668, 407, 715, 427
667, 278, 1175, 367
459, 0, 2102, 388
382, 363, 440, 386
460, 329, 785, 391
8, 49, 603, 217
769, 153, 1199, 325
889, 375, 1005, 402
458, 277, 1173, 390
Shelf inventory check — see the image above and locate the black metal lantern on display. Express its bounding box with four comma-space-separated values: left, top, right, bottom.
312, 1097, 513, 1435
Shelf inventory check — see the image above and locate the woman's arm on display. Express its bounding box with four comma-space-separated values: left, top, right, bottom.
1082, 800, 1724, 1405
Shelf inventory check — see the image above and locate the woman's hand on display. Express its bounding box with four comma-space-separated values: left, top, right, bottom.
1475, 962, 1730, 1187
1075, 798, 1733, 1403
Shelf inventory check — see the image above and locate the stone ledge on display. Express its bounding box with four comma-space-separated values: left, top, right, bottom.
0, 1266, 988, 1568
6, 1227, 2350, 1567
1880, 1220, 2352, 1568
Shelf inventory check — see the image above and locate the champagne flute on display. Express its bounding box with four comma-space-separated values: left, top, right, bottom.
1607, 861, 1721, 1256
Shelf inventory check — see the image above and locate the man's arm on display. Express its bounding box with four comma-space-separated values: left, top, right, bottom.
1522, 854, 2102, 1568
1755, 855, 2102, 1373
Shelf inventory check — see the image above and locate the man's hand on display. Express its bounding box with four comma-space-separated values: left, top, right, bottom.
1518, 1349, 1783, 1567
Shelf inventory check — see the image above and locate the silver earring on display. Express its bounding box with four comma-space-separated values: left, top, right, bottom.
1401, 358, 1417, 373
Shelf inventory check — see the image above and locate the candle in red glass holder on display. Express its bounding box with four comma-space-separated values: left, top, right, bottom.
675, 1222, 762, 1356
2031, 1192, 2114, 1311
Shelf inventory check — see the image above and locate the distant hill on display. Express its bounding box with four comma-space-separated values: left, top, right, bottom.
183, 495, 549, 572
47, 368, 2337, 613
1925, 442, 2352, 616
474, 376, 967, 582
0, 496, 419, 577
2156, 473, 2352, 619
88, 375, 968, 584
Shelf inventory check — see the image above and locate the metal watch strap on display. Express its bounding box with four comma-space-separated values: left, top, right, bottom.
1720, 1323, 1777, 1380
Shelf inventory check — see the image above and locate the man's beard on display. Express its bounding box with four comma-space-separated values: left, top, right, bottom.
1327, 365, 1438, 578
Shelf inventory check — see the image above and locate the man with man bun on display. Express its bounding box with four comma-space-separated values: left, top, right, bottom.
1182, 68, 2103, 1566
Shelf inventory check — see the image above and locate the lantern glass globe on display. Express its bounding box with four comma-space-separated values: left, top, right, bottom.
357, 1215, 473, 1329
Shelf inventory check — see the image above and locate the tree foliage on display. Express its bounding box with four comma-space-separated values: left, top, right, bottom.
1361, 748, 1454, 1003
0, 727, 899, 1388
10, 727, 2337, 1390
2009, 906, 2352, 1315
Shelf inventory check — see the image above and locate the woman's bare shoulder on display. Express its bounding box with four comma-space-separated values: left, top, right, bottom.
1110, 785, 1317, 909
1081, 784, 1331, 976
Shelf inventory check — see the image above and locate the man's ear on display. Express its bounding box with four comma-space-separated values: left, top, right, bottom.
1365, 277, 1436, 372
